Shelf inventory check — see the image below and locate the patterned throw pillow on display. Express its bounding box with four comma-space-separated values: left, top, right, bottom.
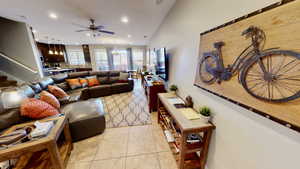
79, 78, 88, 88
56, 82, 70, 91
48, 85, 69, 99
66, 79, 82, 90
119, 72, 129, 80
86, 76, 100, 87
40, 91, 60, 109
20, 98, 59, 119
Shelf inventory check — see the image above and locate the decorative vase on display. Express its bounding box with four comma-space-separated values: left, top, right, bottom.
200, 114, 210, 123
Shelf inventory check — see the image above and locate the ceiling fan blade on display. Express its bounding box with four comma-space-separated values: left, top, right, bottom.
76, 30, 90, 32
98, 30, 115, 35
95, 25, 104, 29
72, 23, 89, 29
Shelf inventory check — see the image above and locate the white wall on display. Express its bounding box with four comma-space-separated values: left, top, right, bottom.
149, 0, 300, 169
0, 17, 43, 80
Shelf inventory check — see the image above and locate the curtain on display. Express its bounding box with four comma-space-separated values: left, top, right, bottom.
127, 48, 133, 70
106, 48, 114, 70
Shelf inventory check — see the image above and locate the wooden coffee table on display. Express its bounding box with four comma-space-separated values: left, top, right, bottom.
0, 115, 73, 169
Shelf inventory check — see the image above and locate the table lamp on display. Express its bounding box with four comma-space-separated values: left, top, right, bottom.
1, 88, 27, 109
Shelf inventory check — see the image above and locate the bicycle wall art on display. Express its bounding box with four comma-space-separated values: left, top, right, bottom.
194, 0, 300, 132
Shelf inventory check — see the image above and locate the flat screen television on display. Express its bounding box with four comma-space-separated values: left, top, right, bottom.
155, 48, 169, 81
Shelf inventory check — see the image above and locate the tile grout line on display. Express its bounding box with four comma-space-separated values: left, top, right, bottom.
124, 127, 130, 169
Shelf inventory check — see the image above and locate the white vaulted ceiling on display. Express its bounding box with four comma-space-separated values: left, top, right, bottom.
0, 0, 176, 45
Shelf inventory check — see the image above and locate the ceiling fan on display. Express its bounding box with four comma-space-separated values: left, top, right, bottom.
74, 19, 115, 37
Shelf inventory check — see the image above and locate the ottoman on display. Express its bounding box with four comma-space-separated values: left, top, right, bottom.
61, 98, 106, 141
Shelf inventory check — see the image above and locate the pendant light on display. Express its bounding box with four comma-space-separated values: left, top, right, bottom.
53, 39, 58, 55
48, 42, 53, 55
48, 44, 54, 55
58, 40, 64, 55
47, 37, 53, 55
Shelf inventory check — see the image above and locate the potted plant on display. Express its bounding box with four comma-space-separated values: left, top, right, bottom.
199, 106, 211, 123
169, 84, 178, 95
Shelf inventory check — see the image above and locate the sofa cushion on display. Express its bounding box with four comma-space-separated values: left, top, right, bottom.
86, 76, 100, 87
19, 85, 35, 98
110, 71, 120, 77
90, 71, 110, 84
68, 71, 89, 78
40, 91, 60, 109
89, 71, 109, 77
97, 76, 109, 84
119, 72, 129, 81
0, 108, 22, 131
56, 82, 70, 91
111, 83, 131, 94
20, 98, 59, 119
79, 78, 88, 88
88, 85, 111, 98
51, 73, 68, 83
29, 83, 42, 93
66, 79, 82, 90
48, 85, 69, 99
67, 87, 87, 97
108, 71, 120, 83
39, 77, 54, 90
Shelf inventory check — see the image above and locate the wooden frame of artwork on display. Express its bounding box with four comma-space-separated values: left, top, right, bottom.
194, 0, 300, 132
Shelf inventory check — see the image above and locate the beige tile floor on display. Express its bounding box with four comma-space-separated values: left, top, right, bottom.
66, 112, 178, 169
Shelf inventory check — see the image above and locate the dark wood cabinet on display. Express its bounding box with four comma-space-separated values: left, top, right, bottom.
143, 76, 166, 112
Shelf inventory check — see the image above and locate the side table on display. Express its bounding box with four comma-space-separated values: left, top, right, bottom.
0, 115, 73, 169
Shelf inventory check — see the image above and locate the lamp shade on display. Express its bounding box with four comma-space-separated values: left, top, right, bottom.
1, 88, 27, 109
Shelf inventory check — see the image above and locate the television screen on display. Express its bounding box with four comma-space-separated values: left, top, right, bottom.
155, 48, 168, 81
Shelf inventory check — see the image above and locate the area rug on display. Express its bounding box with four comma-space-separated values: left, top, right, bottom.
101, 80, 152, 128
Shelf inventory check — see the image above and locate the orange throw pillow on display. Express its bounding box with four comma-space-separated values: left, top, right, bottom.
79, 78, 88, 87
40, 91, 60, 109
87, 76, 100, 87
20, 98, 59, 119
48, 85, 69, 99
66, 78, 82, 89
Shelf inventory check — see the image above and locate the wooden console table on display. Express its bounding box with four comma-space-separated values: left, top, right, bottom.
0, 115, 73, 169
158, 93, 215, 169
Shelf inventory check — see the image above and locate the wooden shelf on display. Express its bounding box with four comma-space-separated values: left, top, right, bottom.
186, 142, 203, 154
157, 93, 215, 169
14, 138, 72, 169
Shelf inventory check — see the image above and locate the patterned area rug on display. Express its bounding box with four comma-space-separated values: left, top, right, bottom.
102, 79, 152, 128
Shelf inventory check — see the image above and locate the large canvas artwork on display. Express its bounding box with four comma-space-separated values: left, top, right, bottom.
194, 0, 300, 131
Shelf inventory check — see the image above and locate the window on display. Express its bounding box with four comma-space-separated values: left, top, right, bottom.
132, 48, 144, 70
67, 49, 85, 65
94, 49, 109, 70
112, 49, 128, 70
150, 49, 157, 65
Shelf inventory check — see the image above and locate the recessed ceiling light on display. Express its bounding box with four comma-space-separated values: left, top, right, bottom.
86, 33, 91, 37
121, 16, 129, 23
49, 12, 58, 19
32, 29, 37, 33
127, 34, 132, 38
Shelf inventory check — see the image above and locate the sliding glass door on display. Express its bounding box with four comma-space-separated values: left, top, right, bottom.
112, 49, 128, 71
94, 48, 109, 70
132, 48, 144, 71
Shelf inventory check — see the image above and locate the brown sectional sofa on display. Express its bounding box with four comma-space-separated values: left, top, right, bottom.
51, 70, 134, 100
0, 71, 134, 141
